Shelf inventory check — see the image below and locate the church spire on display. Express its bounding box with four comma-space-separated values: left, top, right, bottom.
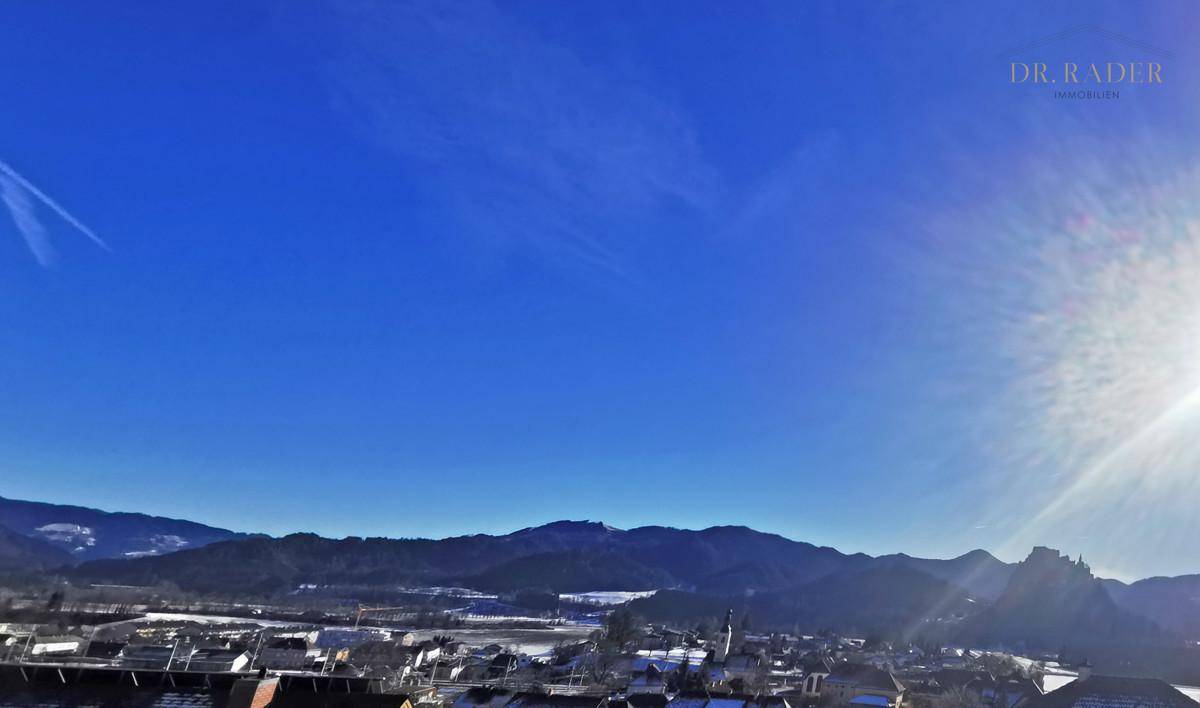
715, 608, 733, 663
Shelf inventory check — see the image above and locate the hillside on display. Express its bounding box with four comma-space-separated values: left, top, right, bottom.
0, 523, 73, 573
758, 564, 977, 637
0, 496, 249, 562
624, 564, 975, 639
873, 549, 1014, 601
65, 525, 639, 593
463, 549, 678, 593
1107, 575, 1200, 638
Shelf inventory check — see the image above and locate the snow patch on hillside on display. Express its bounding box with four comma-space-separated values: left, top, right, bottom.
35, 523, 96, 550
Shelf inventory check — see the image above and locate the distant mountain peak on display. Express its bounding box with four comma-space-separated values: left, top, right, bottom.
544, 519, 620, 532
959, 543, 1160, 648
958, 548, 999, 561
1017, 546, 1095, 585
507, 519, 621, 537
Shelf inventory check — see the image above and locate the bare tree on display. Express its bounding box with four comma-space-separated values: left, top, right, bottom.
933, 688, 988, 708
582, 648, 622, 686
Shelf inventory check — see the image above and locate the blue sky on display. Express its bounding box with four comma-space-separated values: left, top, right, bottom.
2, 2, 1199, 580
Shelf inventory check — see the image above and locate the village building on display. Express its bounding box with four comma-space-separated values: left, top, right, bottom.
485, 653, 520, 680
967, 674, 1044, 708
117, 643, 193, 669
316, 628, 390, 652
28, 636, 83, 657
1020, 673, 1195, 708
84, 640, 127, 661
506, 694, 609, 708
820, 663, 905, 708
432, 656, 469, 682
257, 636, 321, 671
185, 648, 252, 672
799, 655, 836, 698
628, 663, 668, 694
721, 653, 764, 683
667, 692, 792, 708
350, 640, 429, 677
453, 687, 517, 708
0, 664, 393, 706
932, 669, 994, 693
612, 695, 670, 708
418, 641, 443, 665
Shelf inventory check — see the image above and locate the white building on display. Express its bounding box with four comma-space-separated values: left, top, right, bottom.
30, 636, 83, 656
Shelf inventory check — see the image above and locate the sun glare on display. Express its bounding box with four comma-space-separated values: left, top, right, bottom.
919, 132, 1200, 577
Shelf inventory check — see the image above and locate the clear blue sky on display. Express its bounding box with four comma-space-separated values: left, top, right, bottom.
2, 2, 1199, 580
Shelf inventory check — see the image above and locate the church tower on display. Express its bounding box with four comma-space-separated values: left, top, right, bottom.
715, 608, 733, 663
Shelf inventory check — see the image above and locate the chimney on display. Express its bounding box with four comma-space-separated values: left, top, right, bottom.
228, 675, 279, 708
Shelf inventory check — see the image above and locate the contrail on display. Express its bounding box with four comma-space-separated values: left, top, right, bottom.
0, 173, 54, 266
0, 159, 109, 260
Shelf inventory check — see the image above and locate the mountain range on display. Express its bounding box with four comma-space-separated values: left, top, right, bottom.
0, 496, 249, 562
57, 519, 1014, 602
2, 496, 1200, 652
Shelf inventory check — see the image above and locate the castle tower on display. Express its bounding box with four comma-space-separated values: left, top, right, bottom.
715, 608, 733, 663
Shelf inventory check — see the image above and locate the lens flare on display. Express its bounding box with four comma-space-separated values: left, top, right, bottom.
916, 132, 1200, 579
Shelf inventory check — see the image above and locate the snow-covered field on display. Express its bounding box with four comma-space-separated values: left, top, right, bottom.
558, 590, 657, 605
449, 612, 555, 623
138, 612, 308, 628
398, 586, 498, 599
406, 625, 596, 656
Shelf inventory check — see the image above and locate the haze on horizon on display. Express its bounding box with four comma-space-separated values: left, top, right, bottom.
3, 2, 1200, 583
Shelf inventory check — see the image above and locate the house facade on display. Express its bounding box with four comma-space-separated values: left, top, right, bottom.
821, 663, 905, 708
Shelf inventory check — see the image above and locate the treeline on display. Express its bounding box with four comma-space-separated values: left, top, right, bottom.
628, 565, 974, 642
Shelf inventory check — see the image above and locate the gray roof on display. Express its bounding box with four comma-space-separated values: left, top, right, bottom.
825, 664, 904, 693
506, 693, 608, 708
1022, 676, 1195, 708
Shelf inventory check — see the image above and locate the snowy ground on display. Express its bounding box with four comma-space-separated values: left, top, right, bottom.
448, 612, 558, 623
405, 625, 596, 656
138, 612, 311, 628
630, 647, 709, 671
397, 587, 498, 600
1173, 686, 1200, 703
1041, 672, 1079, 693
558, 590, 658, 605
